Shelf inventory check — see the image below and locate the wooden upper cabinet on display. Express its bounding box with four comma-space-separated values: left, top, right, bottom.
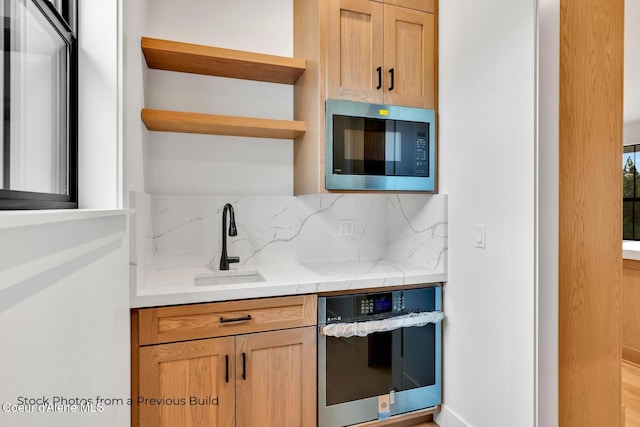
383, 4, 435, 108
138, 337, 235, 427
235, 327, 316, 427
327, 0, 384, 103
327, 0, 435, 108
292, 0, 437, 194
384, 0, 435, 13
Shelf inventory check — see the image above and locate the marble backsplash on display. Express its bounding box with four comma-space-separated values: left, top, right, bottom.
131, 192, 447, 286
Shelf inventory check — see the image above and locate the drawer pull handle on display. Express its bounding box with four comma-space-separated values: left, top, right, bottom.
219, 315, 252, 324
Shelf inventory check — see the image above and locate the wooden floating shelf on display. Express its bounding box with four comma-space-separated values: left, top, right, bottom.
142, 37, 306, 84
141, 109, 307, 139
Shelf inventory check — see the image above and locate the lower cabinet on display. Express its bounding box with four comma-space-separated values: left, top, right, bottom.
236, 328, 316, 427
132, 295, 317, 427
139, 337, 235, 427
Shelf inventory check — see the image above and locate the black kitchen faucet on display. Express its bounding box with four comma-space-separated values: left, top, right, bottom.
219, 203, 239, 270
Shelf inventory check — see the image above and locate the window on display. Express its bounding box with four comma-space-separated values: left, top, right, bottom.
1, 0, 77, 209
623, 144, 640, 240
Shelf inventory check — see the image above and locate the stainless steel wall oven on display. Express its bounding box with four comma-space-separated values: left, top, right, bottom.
318, 286, 442, 427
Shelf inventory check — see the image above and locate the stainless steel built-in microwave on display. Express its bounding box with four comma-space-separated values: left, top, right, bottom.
326, 99, 436, 192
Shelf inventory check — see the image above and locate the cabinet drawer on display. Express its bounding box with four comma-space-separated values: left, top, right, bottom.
137, 295, 317, 345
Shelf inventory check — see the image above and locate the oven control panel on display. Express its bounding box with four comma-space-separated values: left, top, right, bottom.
393, 296, 405, 312
358, 293, 391, 315
359, 295, 405, 315
320, 286, 439, 324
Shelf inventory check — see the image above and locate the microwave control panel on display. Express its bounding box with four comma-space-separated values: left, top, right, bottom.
414, 129, 429, 177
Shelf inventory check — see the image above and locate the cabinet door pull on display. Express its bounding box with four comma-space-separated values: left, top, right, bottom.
242, 352, 247, 380
219, 314, 252, 324
376, 66, 382, 90
389, 68, 395, 91
225, 355, 229, 383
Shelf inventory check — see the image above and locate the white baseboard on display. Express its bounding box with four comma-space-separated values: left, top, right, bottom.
434, 405, 472, 427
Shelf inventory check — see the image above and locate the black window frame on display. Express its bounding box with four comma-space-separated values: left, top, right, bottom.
623, 144, 640, 240
0, 0, 78, 210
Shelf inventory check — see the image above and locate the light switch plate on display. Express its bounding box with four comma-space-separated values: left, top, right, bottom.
475, 225, 486, 248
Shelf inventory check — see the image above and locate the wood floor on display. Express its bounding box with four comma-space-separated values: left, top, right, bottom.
353, 361, 632, 427
401, 361, 637, 427
358, 363, 640, 427
624, 360, 640, 426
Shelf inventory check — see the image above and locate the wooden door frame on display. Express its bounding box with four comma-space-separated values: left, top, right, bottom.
558, 0, 624, 425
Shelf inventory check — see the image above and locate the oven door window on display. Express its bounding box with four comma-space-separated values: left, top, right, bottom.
325, 324, 436, 406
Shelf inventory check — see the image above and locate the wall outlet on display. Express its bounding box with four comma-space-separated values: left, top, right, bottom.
338, 220, 355, 237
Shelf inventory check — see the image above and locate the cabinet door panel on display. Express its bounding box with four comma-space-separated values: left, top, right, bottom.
328, 0, 384, 103
235, 327, 316, 427
139, 337, 235, 427
383, 5, 435, 108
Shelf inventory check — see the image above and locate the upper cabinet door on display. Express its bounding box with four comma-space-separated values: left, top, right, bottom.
327, 0, 384, 103
383, 4, 435, 109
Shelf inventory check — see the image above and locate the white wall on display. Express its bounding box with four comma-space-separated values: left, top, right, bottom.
126, 0, 294, 197
0, 215, 130, 427
0, 1, 130, 425
625, 0, 640, 146
625, 121, 640, 146
436, 1, 537, 426
78, 0, 121, 208
537, 1, 559, 426
625, 0, 640, 127
123, 0, 149, 196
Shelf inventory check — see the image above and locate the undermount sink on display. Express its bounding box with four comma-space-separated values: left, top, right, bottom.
194, 269, 266, 286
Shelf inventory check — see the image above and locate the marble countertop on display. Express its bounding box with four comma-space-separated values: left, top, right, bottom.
624, 241, 640, 260
131, 259, 446, 308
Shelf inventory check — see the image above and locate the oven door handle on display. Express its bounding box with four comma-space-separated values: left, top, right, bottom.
319, 311, 444, 338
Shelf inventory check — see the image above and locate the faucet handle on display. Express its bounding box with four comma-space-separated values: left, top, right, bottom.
228, 256, 240, 264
